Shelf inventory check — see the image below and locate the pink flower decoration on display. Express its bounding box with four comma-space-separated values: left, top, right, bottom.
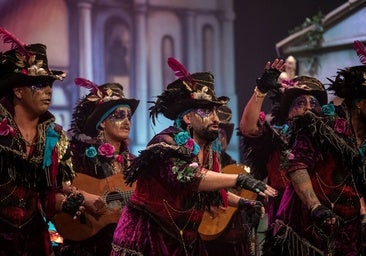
98, 143, 115, 158
259, 111, 266, 122
184, 138, 195, 150
114, 154, 124, 163
282, 79, 299, 87
189, 162, 199, 168
334, 118, 347, 134
287, 152, 295, 160
0, 118, 16, 136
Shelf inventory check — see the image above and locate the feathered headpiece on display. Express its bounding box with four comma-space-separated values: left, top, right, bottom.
0, 27, 66, 96
0, 27, 30, 59
149, 57, 229, 124
327, 40, 366, 101
70, 78, 139, 138
269, 76, 327, 125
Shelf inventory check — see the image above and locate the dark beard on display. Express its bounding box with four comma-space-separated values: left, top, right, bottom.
199, 129, 218, 142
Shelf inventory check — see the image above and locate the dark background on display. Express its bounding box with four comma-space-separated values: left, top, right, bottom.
233, 0, 347, 119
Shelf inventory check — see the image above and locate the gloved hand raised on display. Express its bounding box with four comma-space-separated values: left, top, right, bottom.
256, 59, 285, 93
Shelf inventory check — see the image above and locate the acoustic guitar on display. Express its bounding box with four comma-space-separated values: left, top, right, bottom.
52, 173, 134, 241
198, 163, 257, 241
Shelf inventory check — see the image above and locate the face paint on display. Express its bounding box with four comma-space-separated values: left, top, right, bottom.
290, 95, 320, 112
193, 107, 217, 122
107, 108, 132, 122
30, 83, 52, 92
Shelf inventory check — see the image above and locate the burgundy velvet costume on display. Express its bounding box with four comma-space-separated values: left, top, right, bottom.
240, 122, 290, 226
0, 97, 74, 256
60, 140, 134, 256
272, 108, 363, 256
111, 126, 225, 256
204, 154, 251, 256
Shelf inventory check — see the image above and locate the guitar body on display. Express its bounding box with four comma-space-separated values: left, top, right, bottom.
52, 173, 134, 241
198, 164, 257, 241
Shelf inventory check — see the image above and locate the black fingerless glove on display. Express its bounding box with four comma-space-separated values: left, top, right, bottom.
310, 204, 336, 225
310, 204, 338, 239
62, 192, 84, 216
256, 68, 281, 93
238, 198, 263, 211
239, 198, 263, 228
236, 173, 267, 194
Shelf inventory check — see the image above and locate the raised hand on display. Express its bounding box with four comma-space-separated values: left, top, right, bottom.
256, 59, 286, 93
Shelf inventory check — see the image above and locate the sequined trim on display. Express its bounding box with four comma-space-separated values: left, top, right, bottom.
111, 243, 144, 256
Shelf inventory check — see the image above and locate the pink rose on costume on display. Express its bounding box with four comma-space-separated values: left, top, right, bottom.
189, 162, 199, 168
114, 154, 124, 163
334, 118, 347, 134
0, 118, 15, 136
184, 138, 195, 150
259, 111, 266, 121
287, 152, 295, 160
98, 143, 115, 158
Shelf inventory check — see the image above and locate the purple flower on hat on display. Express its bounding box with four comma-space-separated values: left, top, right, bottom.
85, 146, 97, 158
0, 118, 15, 136
282, 79, 298, 87
98, 143, 115, 158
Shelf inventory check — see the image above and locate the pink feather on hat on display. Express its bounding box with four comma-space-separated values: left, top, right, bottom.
353, 40, 366, 65
167, 57, 196, 90
74, 77, 103, 95
0, 27, 30, 58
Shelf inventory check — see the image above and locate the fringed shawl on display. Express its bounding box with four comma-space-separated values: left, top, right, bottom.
125, 126, 224, 210
0, 98, 74, 193
288, 108, 360, 171
239, 122, 288, 181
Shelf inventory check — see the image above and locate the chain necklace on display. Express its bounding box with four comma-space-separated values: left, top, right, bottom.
315, 172, 349, 209
162, 199, 196, 256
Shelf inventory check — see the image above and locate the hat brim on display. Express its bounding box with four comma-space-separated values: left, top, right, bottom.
0, 72, 63, 96
280, 88, 328, 117
219, 122, 234, 144
85, 98, 140, 137
162, 97, 229, 120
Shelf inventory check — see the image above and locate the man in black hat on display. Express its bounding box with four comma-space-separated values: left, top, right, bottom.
110, 58, 277, 256
55, 78, 140, 256
240, 58, 363, 255
0, 28, 84, 255
327, 40, 366, 254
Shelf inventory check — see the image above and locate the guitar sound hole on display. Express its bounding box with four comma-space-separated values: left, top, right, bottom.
105, 191, 124, 209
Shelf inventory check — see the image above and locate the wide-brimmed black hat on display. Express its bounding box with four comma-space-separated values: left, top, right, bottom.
149, 58, 229, 123
70, 78, 140, 138
327, 41, 366, 101
279, 76, 327, 117
218, 105, 234, 144
0, 28, 66, 97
